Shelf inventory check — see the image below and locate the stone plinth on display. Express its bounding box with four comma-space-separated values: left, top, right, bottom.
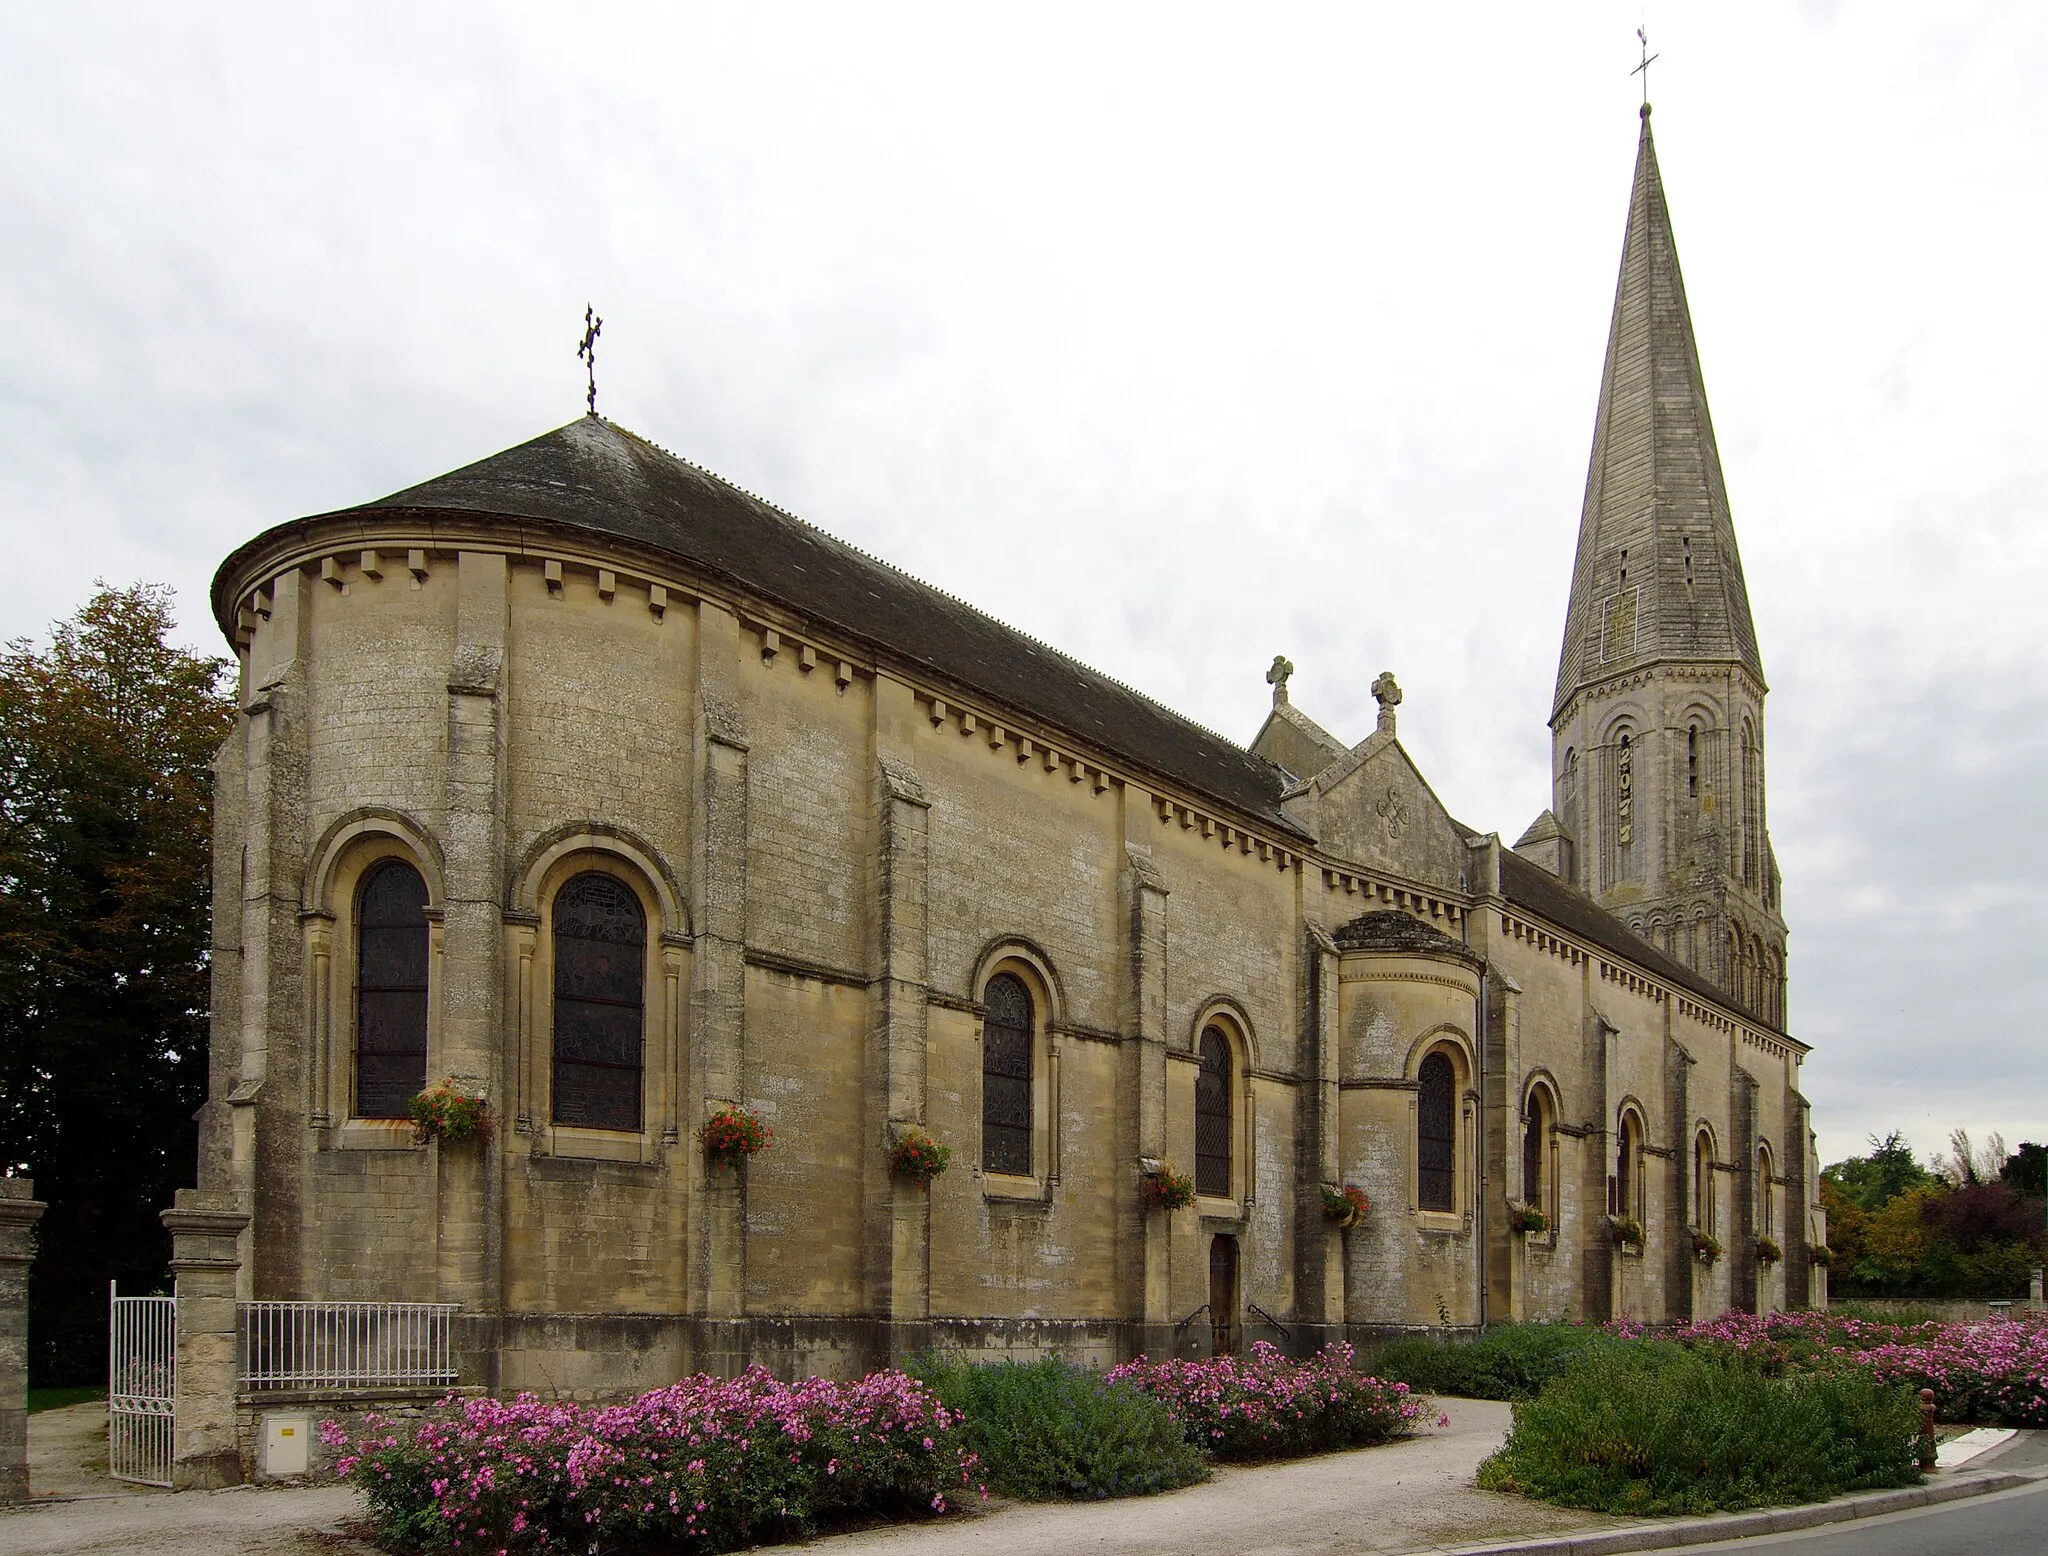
0, 1178, 47, 1503
162, 1188, 250, 1490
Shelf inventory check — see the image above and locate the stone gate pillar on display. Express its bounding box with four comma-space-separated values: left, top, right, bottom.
161, 1189, 250, 1490
0, 1178, 46, 1504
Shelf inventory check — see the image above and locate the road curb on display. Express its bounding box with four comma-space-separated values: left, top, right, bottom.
1435, 1470, 2037, 1555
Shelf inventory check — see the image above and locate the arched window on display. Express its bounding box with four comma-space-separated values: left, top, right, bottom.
1559, 748, 1580, 885
1522, 1083, 1555, 1218
1756, 1144, 1775, 1237
1614, 1110, 1643, 1218
551, 872, 646, 1131
355, 859, 430, 1118
1417, 1052, 1456, 1213
1195, 1025, 1233, 1198
982, 972, 1033, 1176
1740, 722, 1759, 888
1694, 1130, 1715, 1233
1687, 724, 1700, 797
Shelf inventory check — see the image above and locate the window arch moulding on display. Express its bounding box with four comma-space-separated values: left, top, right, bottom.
1409, 1034, 1474, 1229
1187, 1001, 1256, 1211
517, 847, 684, 1163
1520, 1073, 1562, 1228
301, 815, 446, 1151
508, 820, 690, 941
971, 941, 1062, 1198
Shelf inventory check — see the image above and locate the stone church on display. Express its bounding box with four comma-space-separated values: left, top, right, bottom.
197, 107, 1821, 1395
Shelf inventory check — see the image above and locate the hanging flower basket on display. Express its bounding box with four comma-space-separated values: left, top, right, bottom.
1322, 1184, 1370, 1228
1755, 1235, 1783, 1267
1690, 1228, 1723, 1265
700, 1105, 772, 1164
888, 1128, 950, 1182
1608, 1214, 1645, 1249
409, 1079, 490, 1146
1141, 1164, 1196, 1212
1509, 1204, 1550, 1236
1808, 1244, 1833, 1268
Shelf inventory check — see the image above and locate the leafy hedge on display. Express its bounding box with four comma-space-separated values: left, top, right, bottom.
1106, 1342, 1430, 1460
910, 1356, 1207, 1500
1371, 1323, 1608, 1401
1477, 1343, 1921, 1516
325, 1367, 981, 1553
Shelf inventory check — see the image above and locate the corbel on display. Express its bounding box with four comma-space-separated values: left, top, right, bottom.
648, 584, 668, 619
320, 557, 345, 590
407, 549, 429, 584
543, 559, 564, 596
360, 550, 383, 582
597, 569, 617, 602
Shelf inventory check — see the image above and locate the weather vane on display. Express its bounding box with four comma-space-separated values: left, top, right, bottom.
1632, 25, 1658, 109
578, 305, 603, 415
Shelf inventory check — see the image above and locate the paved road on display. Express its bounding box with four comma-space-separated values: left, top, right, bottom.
1684, 1478, 2048, 1553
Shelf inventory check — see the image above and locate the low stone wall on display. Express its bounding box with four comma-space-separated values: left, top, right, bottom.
1828, 1297, 2042, 1324
236, 1386, 485, 1481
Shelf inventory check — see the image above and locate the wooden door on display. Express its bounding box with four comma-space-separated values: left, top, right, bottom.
1208, 1234, 1239, 1356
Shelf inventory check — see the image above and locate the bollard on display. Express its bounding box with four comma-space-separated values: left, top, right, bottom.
1918, 1388, 1937, 1471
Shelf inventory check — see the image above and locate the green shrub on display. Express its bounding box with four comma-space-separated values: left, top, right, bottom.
1477, 1343, 1922, 1516
1372, 1323, 1607, 1400
911, 1356, 1208, 1500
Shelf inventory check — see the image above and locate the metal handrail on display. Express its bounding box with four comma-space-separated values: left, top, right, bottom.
1173, 1302, 1210, 1337
1247, 1300, 1291, 1339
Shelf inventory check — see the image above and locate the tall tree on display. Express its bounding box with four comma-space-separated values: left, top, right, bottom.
0, 584, 233, 1382
1822, 1130, 1937, 1214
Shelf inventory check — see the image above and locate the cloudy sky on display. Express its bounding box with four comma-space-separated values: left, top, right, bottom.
3, 3, 2042, 1168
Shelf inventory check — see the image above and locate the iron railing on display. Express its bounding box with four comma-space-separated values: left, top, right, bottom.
239, 1300, 459, 1390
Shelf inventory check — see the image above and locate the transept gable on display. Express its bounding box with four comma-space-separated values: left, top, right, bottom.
1311, 730, 1470, 893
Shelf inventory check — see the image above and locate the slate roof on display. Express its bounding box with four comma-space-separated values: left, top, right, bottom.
1498, 848, 1786, 1036
1332, 910, 1481, 964
1554, 106, 1764, 718
214, 415, 1305, 836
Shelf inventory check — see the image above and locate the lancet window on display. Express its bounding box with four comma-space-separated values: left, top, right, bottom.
981, 972, 1033, 1176
1195, 1025, 1233, 1198
1417, 1052, 1457, 1213
355, 859, 430, 1119
550, 871, 646, 1132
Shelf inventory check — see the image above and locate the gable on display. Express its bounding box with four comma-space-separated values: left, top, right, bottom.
1314, 734, 1470, 892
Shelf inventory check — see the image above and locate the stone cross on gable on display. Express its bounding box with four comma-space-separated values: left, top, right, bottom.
1266, 654, 1295, 706
1371, 670, 1402, 735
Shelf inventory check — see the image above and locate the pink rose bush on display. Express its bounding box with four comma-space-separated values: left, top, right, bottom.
1651, 1309, 2048, 1428
1106, 1342, 1430, 1460
323, 1365, 981, 1553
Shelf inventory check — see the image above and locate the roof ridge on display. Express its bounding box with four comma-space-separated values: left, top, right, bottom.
602, 418, 1261, 760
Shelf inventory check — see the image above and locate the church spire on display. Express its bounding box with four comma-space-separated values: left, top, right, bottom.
1552, 106, 1763, 721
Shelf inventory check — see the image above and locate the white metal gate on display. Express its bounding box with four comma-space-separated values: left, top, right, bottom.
108, 1283, 175, 1487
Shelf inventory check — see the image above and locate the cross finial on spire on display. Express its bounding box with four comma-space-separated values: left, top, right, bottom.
1266, 653, 1295, 706
578, 305, 604, 415
1632, 25, 1659, 114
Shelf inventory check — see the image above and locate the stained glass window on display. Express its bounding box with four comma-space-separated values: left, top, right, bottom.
551, 872, 645, 1131
356, 859, 430, 1119
982, 973, 1032, 1176
1417, 1052, 1455, 1212
1195, 1026, 1232, 1198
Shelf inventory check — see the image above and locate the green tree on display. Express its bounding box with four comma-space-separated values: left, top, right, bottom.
0, 584, 233, 1382
1821, 1131, 1936, 1215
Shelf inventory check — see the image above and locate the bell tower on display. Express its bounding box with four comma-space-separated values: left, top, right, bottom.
1543, 105, 1788, 1027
